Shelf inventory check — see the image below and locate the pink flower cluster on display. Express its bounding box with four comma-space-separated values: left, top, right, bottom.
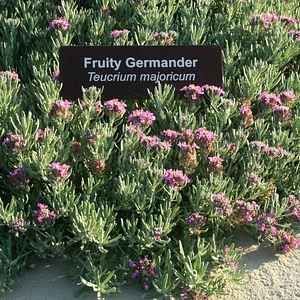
194, 127, 217, 150
9, 218, 27, 234
211, 193, 233, 217
49, 162, 70, 180
50, 100, 72, 118
8, 167, 27, 186
259, 90, 296, 121
1, 133, 25, 152
128, 109, 156, 127
278, 231, 300, 253
251, 13, 298, 29
161, 129, 180, 143
103, 98, 127, 117
163, 169, 190, 190
234, 200, 259, 224
257, 213, 278, 237
111, 29, 129, 39
180, 84, 224, 102
180, 84, 204, 102
240, 104, 254, 127
48, 17, 70, 30
186, 212, 207, 235
287, 195, 300, 221
250, 141, 289, 158
208, 156, 224, 172
288, 30, 300, 41
0, 70, 19, 81
177, 141, 198, 153
128, 256, 157, 290
34, 202, 57, 224
139, 134, 171, 151
152, 31, 177, 45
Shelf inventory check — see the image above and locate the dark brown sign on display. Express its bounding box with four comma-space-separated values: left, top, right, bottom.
59, 46, 223, 100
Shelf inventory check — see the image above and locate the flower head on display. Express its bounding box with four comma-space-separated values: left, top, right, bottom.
111, 29, 129, 39
163, 169, 190, 189
278, 231, 300, 253
48, 17, 70, 30
49, 162, 70, 180
180, 84, 204, 102
160, 129, 180, 144
34, 202, 57, 224
88, 159, 106, 175
279, 90, 296, 104
259, 92, 282, 108
0, 70, 19, 81
272, 105, 292, 121
128, 109, 156, 127
103, 98, 127, 117
288, 30, 300, 41
202, 84, 225, 97
2, 133, 25, 152
50, 100, 72, 118
234, 200, 259, 224
257, 213, 278, 237
140, 134, 171, 151
194, 127, 217, 150
211, 193, 233, 217
208, 156, 224, 172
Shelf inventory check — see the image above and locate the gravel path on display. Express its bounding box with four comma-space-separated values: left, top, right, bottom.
2, 233, 300, 300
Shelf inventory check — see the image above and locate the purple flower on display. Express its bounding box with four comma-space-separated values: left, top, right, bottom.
251, 13, 279, 29
186, 213, 207, 235
0, 70, 19, 81
140, 134, 171, 151
180, 84, 204, 102
34, 202, 57, 224
202, 84, 225, 97
208, 156, 224, 172
8, 167, 27, 186
177, 142, 198, 153
49, 17, 70, 30
234, 200, 259, 224
49, 162, 70, 180
103, 98, 127, 117
152, 31, 177, 45
128, 256, 157, 289
194, 127, 217, 150
1, 133, 25, 152
279, 90, 296, 104
279, 16, 298, 26
163, 169, 190, 190
179, 129, 194, 143
272, 105, 292, 121
111, 29, 129, 39
287, 195, 300, 221
278, 231, 300, 253
50, 100, 72, 118
250, 141, 288, 158
9, 217, 27, 234
211, 193, 233, 217
259, 92, 282, 108
257, 213, 278, 237
160, 129, 180, 144
128, 109, 156, 127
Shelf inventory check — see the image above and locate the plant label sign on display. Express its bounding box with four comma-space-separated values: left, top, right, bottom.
59, 46, 223, 99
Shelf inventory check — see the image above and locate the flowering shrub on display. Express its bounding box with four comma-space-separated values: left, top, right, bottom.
0, 1, 299, 299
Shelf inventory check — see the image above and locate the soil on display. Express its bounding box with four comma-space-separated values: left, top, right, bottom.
2, 233, 300, 300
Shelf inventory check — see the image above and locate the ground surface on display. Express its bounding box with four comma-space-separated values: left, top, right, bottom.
2, 233, 300, 300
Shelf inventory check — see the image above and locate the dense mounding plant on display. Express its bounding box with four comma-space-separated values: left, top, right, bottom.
0, 0, 300, 299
